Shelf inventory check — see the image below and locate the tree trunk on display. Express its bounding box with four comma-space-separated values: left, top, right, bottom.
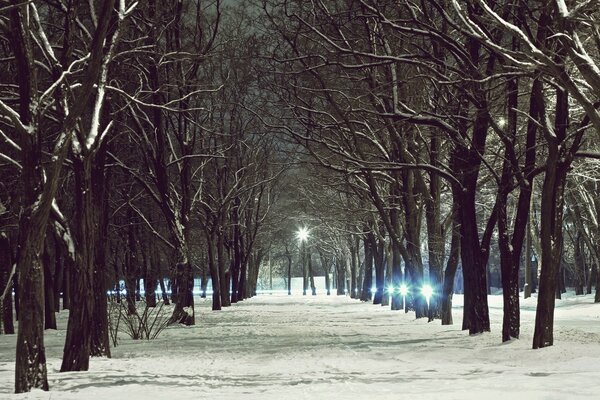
144, 244, 157, 307
361, 235, 373, 302
301, 240, 308, 295
441, 210, 460, 325
158, 276, 169, 304
371, 233, 384, 305
285, 246, 292, 295
0, 234, 15, 334
42, 243, 57, 330
532, 84, 570, 349
53, 236, 63, 311
390, 238, 403, 311
382, 243, 392, 306
207, 232, 221, 310
217, 230, 230, 307
61, 157, 95, 372
90, 145, 111, 357
574, 234, 585, 295
349, 239, 358, 298
308, 252, 316, 296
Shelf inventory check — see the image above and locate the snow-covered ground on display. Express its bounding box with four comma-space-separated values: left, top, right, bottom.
1, 292, 600, 399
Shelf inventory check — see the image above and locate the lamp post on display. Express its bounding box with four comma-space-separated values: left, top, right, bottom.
422, 284, 433, 315
297, 227, 309, 295
399, 284, 408, 312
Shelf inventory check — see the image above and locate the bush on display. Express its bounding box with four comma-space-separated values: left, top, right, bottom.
108, 300, 171, 344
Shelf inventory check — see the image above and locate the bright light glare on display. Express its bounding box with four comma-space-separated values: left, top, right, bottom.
399, 284, 408, 296
421, 284, 433, 300
371, 287, 377, 293
386, 286, 394, 294
296, 227, 309, 242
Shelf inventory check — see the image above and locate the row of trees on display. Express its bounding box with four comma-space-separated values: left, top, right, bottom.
258, 0, 600, 348
0, 0, 283, 393
2, 0, 600, 394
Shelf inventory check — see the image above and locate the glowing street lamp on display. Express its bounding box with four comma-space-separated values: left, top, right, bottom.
296, 226, 309, 242
399, 284, 408, 311
297, 227, 309, 295
421, 284, 433, 308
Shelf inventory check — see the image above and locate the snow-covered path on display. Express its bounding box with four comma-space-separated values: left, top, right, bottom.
1, 293, 600, 399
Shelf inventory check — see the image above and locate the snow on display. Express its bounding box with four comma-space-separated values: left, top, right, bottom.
2, 292, 600, 399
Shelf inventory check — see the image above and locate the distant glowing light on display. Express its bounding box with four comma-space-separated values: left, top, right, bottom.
421, 284, 433, 305
399, 284, 409, 296
498, 117, 507, 128
386, 286, 394, 295
296, 227, 309, 242
371, 287, 377, 293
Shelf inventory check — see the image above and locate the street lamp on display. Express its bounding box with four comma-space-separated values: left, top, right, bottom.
296, 226, 309, 242
297, 227, 309, 295
421, 284, 433, 308
399, 283, 408, 311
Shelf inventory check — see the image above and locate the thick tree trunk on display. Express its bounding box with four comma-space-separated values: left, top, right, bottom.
169, 260, 194, 324
61, 157, 95, 372
15, 222, 50, 392
532, 84, 569, 349
90, 146, 111, 357
0, 234, 15, 334
11, 4, 49, 391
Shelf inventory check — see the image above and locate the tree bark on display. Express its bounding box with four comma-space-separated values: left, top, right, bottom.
532, 83, 570, 349
360, 234, 373, 302
441, 208, 460, 325
0, 234, 15, 334
42, 243, 57, 330
61, 157, 95, 372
